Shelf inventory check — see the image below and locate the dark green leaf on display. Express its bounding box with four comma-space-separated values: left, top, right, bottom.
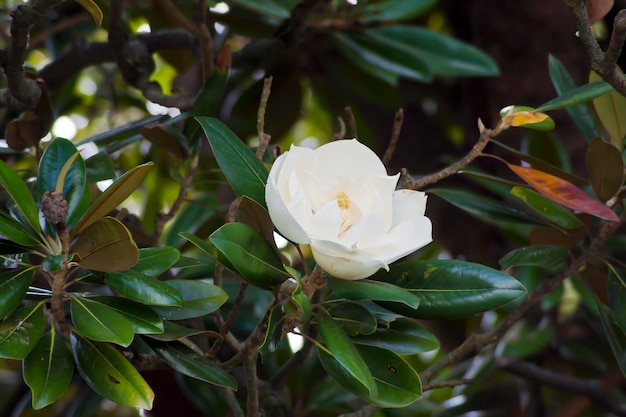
430, 187, 545, 226
0, 159, 41, 233
37, 138, 87, 228
180, 232, 237, 272
352, 319, 439, 355
548, 55, 597, 141
128, 246, 180, 277
500, 320, 555, 359
145, 339, 237, 389
196, 117, 268, 207
361, 0, 437, 21
152, 279, 228, 320
85, 152, 116, 183
0, 268, 34, 318
105, 271, 183, 306
372, 260, 527, 319
71, 332, 154, 409
536, 79, 613, 112
586, 137, 624, 202
328, 302, 377, 336
510, 186, 584, 229
74, 217, 139, 272
147, 321, 220, 342
209, 223, 290, 288
0, 212, 39, 246
230, 0, 292, 19
597, 300, 626, 377
0, 303, 45, 359
24, 328, 74, 409
43, 254, 65, 272
71, 296, 135, 346
330, 278, 421, 309
318, 316, 376, 396
259, 305, 284, 360
499, 245, 569, 269
92, 297, 164, 334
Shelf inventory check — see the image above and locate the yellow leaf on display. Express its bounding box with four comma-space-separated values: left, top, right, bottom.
74, 0, 103, 27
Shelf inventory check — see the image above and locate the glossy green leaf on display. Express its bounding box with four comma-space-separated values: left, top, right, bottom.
152, 279, 228, 320
361, 0, 437, 21
499, 105, 555, 131
196, 117, 268, 207
590, 71, 626, 148
92, 297, 164, 334
0, 212, 39, 246
430, 187, 545, 226
145, 339, 237, 389
372, 260, 527, 319
24, 328, 74, 409
333, 32, 430, 85
319, 344, 421, 408
499, 245, 569, 269
129, 246, 180, 277
328, 302, 377, 336
180, 232, 237, 272
527, 129, 572, 172
586, 137, 624, 202
536, 79, 613, 112
318, 316, 376, 396
85, 152, 116, 183
0, 159, 41, 233
0, 303, 45, 359
0, 268, 34, 318
369, 25, 499, 77
75, 0, 103, 26
38, 138, 87, 228
71, 296, 135, 347
597, 300, 626, 377
147, 321, 220, 342
42, 254, 65, 272
105, 271, 183, 306
329, 279, 421, 309
259, 305, 285, 360
230, 0, 292, 19
287, 271, 312, 324
510, 186, 584, 229
72, 163, 153, 235
352, 319, 439, 355
74, 217, 139, 272
71, 332, 154, 409
548, 54, 597, 140
209, 222, 290, 288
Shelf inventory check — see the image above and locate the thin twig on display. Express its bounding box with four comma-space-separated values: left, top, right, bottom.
344, 106, 358, 138
382, 108, 404, 166
256, 76, 273, 160
334, 116, 346, 140
422, 378, 474, 392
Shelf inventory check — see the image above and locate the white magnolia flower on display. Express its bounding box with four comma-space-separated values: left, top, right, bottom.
265, 139, 432, 280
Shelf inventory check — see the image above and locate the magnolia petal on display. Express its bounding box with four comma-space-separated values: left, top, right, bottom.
391, 190, 428, 226
266, 177, 310, 244
310, 238, 388, 280
309, 200, 344, 243
315, 139, 387, 185
364, 215, 432, 264
341, 211, 386, 248
353, 174, 399, 229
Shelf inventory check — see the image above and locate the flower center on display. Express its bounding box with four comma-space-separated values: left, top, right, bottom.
336, 191, 351, 210
336, 191, 354, 239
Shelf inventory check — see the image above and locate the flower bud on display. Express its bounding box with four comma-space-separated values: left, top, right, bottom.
41, 191, 68, 224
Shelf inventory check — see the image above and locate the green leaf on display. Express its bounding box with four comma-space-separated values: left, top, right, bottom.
352, 319, 439, 355
372, 260, 527, 319
0, 303, 45, 359
0, 212, 39, 246
75, 0, 103, 26
361, 0, 437, 21
317, 316, 376, 396
499, 245, 569, 269
92, 297, 164, 334
23, 328, 74, 409
329, 279, 421, 309
332, 32, 430, 85
259, 305, 285, 360
510, 186, 584, 229
147, 321, 220, 342
328, 302, 377, 336
209, 223, 290, 288
586, 137, 624, 202
368, 25, 499, 77
230, 0, 292, 19
74, 217, 139, 272
590, 71, 626, 148
144, 339, 237, 389
152, 279, 228, 320
71, 332, 154, 410
536, 79, 613, 112
85, 152, 116, 183
37, 138, 87, 229
128, 246, 180, 277
180, 232, 237, 272
318, 344, 421, 408
71, 296, 135, 347
430, 187, 545, 226
0, 268, 34, 318
42, 254, 65, 272
0, 159, 41, 233
72, 162, 153, 235
196, 117, 268, 207
141, 123, 189, 158
548, 54, 597, 140
597, 300, 626, 377
105, 271, 183, 307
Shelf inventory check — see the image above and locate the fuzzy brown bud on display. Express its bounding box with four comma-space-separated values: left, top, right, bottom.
41, 191, 68, 224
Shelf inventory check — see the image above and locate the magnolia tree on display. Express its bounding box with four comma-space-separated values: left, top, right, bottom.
1, 0, 626, 416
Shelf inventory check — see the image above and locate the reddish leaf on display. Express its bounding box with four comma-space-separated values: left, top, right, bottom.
588, 0, 613, 25
506, 163, 619, 221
